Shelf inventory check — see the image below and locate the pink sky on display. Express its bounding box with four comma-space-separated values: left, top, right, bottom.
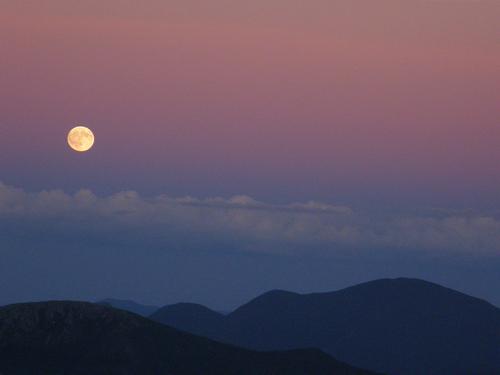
1, 0, 499, 206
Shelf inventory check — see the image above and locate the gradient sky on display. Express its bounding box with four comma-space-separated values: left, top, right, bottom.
0, 0, 499, 309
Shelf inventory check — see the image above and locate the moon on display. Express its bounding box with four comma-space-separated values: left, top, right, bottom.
67, 126, 95, 152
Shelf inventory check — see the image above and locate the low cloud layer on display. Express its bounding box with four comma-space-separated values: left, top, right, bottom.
1, 182, 499, 256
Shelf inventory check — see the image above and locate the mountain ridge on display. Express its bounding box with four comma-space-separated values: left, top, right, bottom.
0, 300, 379, 375
150, 278, 500, 375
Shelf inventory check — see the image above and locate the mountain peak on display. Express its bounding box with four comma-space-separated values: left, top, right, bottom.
0, 301, 377, 375
152, 279, 500, 375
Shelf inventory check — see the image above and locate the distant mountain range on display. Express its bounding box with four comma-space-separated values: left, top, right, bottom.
2, 278, 499, 375
150, 278, 500, 375
0, 301, 378, 375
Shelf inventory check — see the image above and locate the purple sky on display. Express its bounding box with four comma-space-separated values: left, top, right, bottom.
0, 0, 499, 308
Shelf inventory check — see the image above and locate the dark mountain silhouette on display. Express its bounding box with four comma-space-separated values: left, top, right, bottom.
97, 298, 159, 316
150, 303, 226, 338
150, 278, 500, 375
0, 301, 378, 375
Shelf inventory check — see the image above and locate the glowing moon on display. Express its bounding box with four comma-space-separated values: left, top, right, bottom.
67, 126, 94, 152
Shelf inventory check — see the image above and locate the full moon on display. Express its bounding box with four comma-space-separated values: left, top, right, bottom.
67, 126, 95, 152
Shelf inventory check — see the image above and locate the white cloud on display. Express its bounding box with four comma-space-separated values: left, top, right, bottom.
0, 182, 499, 255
